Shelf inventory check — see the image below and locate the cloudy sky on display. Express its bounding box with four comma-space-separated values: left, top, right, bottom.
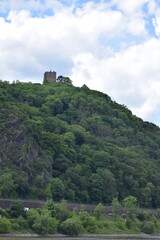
0, 0, 160, 126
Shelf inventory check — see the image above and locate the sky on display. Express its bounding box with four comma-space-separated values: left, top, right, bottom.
0, 0, 160, 126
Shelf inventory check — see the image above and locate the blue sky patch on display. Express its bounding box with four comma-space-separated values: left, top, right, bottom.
146, 16, 157, 38
31, 8, 54, 18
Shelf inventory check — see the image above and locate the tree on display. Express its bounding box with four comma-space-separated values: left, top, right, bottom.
93, 203, 104, 219
8, 200, 25, 218
26, 209, 40, 227
138, 183, 155, 208
54, 200, 72, 222
46, 178, 65, 201
32, 214, 58, 234
79, 211, 96, 233
89, 173, 103, 203
0, 170, 17, 198
0, 208, 9, 218
44, 200, 56, 218
0, 218, 11, 233
123, 196, 138, 218
14, 174, 30, 197
142, 221, 155, 234
112, 198, 121, 217
53, 154, 72, 174
56, 75, 72, 85
97, 168, 117, 204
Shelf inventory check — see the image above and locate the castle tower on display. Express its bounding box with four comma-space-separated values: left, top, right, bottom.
44, 71, 56, 84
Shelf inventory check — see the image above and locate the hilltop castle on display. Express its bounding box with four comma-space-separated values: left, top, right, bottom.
43, 71, 89, 89
43, 71, 56, 84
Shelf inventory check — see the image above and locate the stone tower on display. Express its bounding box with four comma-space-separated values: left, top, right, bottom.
44, 71, 56, 83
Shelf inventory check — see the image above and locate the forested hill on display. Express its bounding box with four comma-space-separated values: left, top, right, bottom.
1, 80, 160, 208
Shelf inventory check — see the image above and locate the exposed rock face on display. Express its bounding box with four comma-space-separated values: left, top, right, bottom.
0, 111, 52, 185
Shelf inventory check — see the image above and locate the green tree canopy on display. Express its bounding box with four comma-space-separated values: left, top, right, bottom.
47, 178, 65, 201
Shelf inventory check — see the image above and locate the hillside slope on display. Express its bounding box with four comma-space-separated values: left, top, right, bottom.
1, 80, 160, 208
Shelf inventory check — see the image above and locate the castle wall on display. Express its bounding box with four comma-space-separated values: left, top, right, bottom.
44, 71, 56, 83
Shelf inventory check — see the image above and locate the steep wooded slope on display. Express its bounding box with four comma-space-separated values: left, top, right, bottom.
1, 80, 160, 207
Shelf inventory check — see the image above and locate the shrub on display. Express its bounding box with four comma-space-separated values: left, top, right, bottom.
11, 216, 30, 232
137, 211, 152, 221
26, 209, 40, 227
60, 218, 83, 235
0, 208, 9, 218
0, 218, 11, 233
93, 203, 104, 219
32, 215, 58, 235
8, 200, 25, 218
126, 218, 132, 229
11, 222, 21, 231
142, 221, 155, 234
80, 211, 96, 233
48, 217, 59, 233
115, 217, 127, 231
54, 202, 72, 222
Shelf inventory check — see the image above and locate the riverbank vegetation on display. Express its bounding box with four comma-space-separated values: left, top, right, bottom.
1, 80, 160, 208
0, 198, 160, 235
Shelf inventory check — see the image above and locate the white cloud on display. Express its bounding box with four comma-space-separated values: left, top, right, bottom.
148, 0, 157, 14
71, 38, 160, 125
111, 0, 159, 37
0, 4, 126, 81
0, 0, 64, 13
113, 0, 149, 14
153, 10, 160, 36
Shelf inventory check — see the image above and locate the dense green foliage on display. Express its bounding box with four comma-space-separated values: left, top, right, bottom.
59, 218, 83, 235
0, 218, 11, 233
1, 199, 160, 235
1, 80, 160, 208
